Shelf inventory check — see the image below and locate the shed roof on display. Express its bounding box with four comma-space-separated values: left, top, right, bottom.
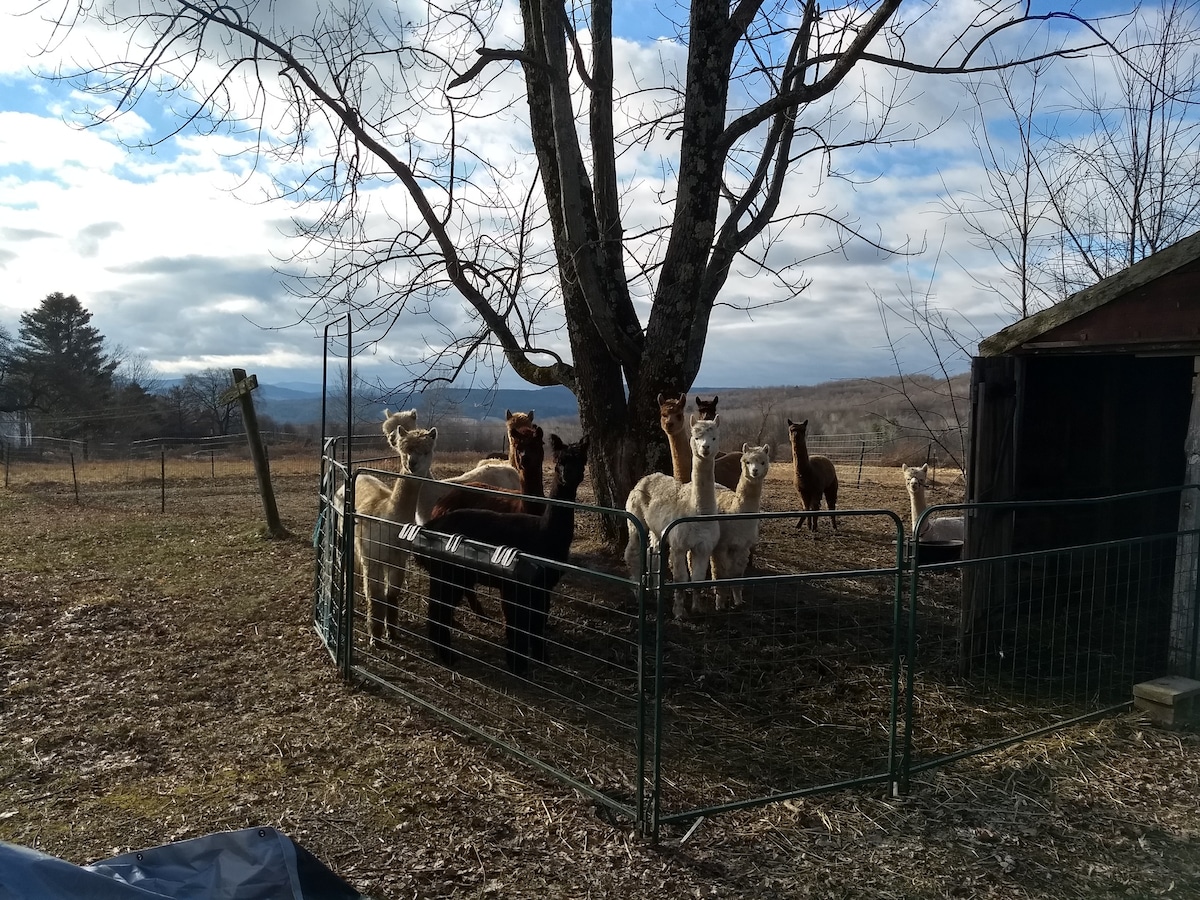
978, 229, 1200, 357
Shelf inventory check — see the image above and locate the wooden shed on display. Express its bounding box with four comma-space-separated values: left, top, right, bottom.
964, 231, 1200, 686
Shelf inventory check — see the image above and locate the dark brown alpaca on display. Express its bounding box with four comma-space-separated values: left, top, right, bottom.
787, 418, 838, 531
693, 394, 741, 490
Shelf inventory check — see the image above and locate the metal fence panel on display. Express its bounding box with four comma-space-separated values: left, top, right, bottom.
322, 469, 651, 825
650, 510, 908, 832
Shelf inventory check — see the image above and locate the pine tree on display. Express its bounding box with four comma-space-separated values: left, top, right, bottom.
14, 292, 117, 439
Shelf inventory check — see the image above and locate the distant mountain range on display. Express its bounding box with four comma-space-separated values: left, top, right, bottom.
253, 382, 583, 427
165, 373, 971, 433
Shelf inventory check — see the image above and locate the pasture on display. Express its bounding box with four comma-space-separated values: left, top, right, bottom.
2, 449, 1199, 898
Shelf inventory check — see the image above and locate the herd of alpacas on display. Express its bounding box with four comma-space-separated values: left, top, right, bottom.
336, 395, 962, 674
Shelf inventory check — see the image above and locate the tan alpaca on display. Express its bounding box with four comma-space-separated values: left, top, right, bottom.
787, 418, 838, 531
658, 392, 692, 482
381, 408, 418, 454
336, 426, 438, 646
505, 409, 535, 467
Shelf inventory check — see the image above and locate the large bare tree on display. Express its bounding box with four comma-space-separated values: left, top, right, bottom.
34, 0, 1114, 530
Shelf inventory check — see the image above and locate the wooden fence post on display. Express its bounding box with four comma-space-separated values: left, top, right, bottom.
222, 368, 287, 538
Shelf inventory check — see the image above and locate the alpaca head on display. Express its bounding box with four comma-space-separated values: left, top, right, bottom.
397, 427, 437, 476
548, 434, 589, 493
740, 443, 771, 482
694, 395, 719, 421
382, 408, 418, 451
657, 392, 688, 435
688, 414, 720, 460
786, 418, 809, 449
506, 409, 535, 432
902, 463, 929, 497
510, 424, 545, 474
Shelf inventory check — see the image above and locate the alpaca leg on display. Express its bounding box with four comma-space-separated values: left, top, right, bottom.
425, 565, 462, 665
529, 586, 551, 666
687, 548, 714, 614
501, 583, 536, 675
669, 545, 692, 619
730, 545, 752, 608
710, 547, 731, 612
826, 485, 839, 530
383, 550, 410, 642
362, 561, 386, 647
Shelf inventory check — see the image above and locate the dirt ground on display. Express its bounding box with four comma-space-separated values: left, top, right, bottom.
2, 452, 1199, 899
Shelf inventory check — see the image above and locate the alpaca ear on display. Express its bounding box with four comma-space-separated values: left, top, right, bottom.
787, 418, 794, 427
742, 442, 750, 452
429, 427, 438, 439
764, 444, 771, 459
550, 434, 564, 452
713, 414, 720, 426
535, 425, 544, 439
690, 414, 697, 427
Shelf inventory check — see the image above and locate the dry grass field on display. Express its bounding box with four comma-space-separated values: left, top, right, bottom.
2, 448, 1199, 898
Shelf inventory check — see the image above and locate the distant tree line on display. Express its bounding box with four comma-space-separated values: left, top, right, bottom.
0, 293, 301, 446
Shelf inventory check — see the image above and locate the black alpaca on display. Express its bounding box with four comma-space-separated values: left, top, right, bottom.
418, 435, 589, 675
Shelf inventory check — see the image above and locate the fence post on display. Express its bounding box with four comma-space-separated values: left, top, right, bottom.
857, 440, 866, 487
160, 447, 166, 513
222, 368, 287, 538
70, 451, 80, 505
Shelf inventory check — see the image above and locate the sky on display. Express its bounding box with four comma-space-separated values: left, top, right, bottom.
0, 1, 1141, 393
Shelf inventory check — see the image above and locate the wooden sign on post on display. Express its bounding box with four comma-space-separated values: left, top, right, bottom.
225, 368, 287, 539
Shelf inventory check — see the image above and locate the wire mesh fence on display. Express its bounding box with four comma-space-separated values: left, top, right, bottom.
305, 461, 1199, 837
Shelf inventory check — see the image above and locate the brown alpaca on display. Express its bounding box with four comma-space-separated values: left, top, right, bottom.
693, 394, 741, 489
787, 418, 838, 531
505, 409, 534, 468
658, 392, 692, 483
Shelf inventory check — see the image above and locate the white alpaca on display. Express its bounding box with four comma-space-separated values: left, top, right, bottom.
902, 463, 965, 543
336, 426, 438, 647
710, 444, 771, 611
625, 415, 721, 618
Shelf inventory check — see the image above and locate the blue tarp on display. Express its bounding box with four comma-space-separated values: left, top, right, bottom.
0, 826, 372, 900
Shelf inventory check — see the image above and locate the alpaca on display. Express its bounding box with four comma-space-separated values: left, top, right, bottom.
625, 415, 721, 618
336, 426, 438, 646
694, 395, 719, 421
902, 463, 965, 543
505, 409, 535, 468
418, 435, 590, 674
428, 424, 546, 519
381, 408, 418, 453
710, 444, 771, 611
658, 392, 692, 483
788, 418, 838, 531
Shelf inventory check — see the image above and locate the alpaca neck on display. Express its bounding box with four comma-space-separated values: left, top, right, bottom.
666, 424, 692, 482
391, 465, 426, 521
792, 438, 812, 477
690, 452, 717, 515
736, 475, 765, 513
907, 484, 928, 534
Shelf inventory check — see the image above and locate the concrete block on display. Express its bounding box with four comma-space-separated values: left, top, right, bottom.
1133, 676, 1200, 728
